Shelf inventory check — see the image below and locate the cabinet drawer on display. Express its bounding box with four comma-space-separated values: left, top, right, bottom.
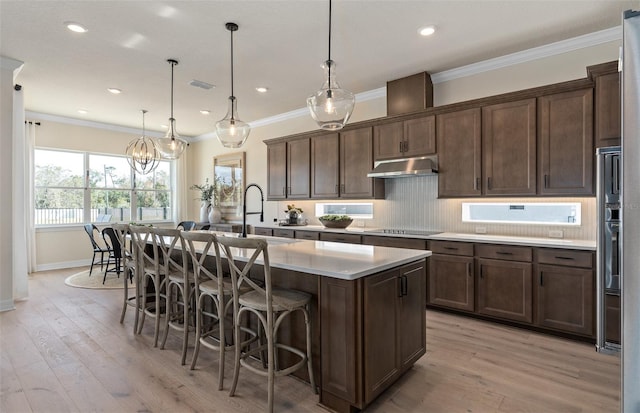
476, 244, 532, 262
320, 232, 362, 244
295, 230, 320, 240
536, 248, 593, 268
362, 235, 427, 249
428, 241, 473, 256
254, 227, 273, 236
273, 229, 295, 238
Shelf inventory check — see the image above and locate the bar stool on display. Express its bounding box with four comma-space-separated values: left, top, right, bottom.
129, 225, 166, 346
156, 228, 193, 365
181, 231, 257, 389
218, 237, 316, 413
111, 223, 140, 331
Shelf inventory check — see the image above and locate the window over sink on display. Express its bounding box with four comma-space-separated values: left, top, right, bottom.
315, 202, 374, 219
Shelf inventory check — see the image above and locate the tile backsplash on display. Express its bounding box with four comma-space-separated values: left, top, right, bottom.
272, 175, 596, 241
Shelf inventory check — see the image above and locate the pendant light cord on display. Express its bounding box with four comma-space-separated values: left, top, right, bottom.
141, 109, 147, 135
230, 28, 235, 98
170, 61, 175, 119
328, 0, 332, 63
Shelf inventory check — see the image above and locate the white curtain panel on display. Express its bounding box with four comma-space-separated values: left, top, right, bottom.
174, 147, 189, 223
12, 87, 30, 300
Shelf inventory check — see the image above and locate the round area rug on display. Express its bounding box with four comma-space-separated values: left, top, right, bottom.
64, 269, 126, 289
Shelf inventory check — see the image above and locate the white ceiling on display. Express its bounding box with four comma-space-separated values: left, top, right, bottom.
1, 0, 636, 138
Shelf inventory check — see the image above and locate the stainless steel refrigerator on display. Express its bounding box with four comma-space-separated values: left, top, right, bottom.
621, 9, 640, 413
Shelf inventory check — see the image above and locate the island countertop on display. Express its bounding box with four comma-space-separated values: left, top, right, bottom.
209, 232, 431, 280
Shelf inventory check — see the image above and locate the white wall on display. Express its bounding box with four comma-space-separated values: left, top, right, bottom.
30, 40, 619, 270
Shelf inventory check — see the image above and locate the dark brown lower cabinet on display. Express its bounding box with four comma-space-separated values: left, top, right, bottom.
363, 260, 426, 404
428, 254, 474, 311
535, 264, 594, 336
320, 259, 426, 412
476, 258, 533, 323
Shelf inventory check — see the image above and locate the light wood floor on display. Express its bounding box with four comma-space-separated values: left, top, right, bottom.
1, 267, 620, 413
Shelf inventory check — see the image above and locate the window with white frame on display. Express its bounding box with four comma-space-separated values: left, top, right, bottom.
35, 149, 173, 226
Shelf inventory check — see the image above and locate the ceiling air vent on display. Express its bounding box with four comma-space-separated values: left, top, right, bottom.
189, 79, 215, 90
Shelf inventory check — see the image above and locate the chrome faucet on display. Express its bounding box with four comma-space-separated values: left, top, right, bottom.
242, 183, 264, 238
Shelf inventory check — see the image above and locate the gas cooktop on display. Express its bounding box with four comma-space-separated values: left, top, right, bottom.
364, 229, 442, 236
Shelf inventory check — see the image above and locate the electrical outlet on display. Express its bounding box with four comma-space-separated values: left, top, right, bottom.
475, 227, 487, 234
549, 230, 564, 238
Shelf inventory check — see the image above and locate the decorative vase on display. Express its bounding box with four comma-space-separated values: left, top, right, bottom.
288, 211, 299, 225
199, 201, 211, 223
208, 206, 222, 224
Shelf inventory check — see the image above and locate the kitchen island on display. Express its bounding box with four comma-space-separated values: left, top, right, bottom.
206, 233, 431, 412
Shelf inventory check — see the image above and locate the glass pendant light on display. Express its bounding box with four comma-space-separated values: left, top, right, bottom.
126, 109, 160, 175
307, 0, 355, 130
156, 59, 187, 159
216, 22, 251, 148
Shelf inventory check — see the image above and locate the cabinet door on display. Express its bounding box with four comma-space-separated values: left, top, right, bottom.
437, 108, 482, 197
428, 254, 474, 311
595, 71, 621, 148
482, 99, 536, 196
476, 258, 533, 323
363, 268, 400, 404
287, 138, 310, 198
398, 261, 426, 371
538, 89, 594, 195
267, 142, 287, 200
373, 121, 404, 161
340, 127, 383, 198
311, 133, 340, 198
535, 264, 594, 336
404, 115, 436, 157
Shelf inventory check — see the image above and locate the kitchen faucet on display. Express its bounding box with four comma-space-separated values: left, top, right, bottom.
242, 183, 264, 238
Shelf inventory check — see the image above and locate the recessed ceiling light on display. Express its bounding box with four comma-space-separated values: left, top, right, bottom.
200, 110, 211, 115
418, 26, 436, 36
77, 109, 88, 114
107, 88, 122, 94
65, 21, 88, 33
255, 87, 268, 93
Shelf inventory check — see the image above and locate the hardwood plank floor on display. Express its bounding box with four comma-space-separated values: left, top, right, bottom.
1, 268, 620, 412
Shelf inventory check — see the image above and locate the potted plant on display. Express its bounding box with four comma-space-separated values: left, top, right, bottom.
285, 204, 303, 225
191, 179, 218, 223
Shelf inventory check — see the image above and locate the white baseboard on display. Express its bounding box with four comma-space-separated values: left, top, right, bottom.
0, 299, 16, 312
36, 259, 90, 272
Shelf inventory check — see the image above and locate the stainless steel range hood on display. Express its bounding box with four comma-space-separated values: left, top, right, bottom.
367, 156, 438, 178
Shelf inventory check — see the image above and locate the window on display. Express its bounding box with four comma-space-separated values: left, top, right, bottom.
314, 202, 374, 219
35, 149, 173, 226
461, 202, 581, 226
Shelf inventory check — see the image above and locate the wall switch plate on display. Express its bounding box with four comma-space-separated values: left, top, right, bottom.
475, 227, 487, 234
549, 230, 564, 238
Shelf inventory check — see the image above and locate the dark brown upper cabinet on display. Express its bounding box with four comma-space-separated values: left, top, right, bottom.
373, 116, 436, 161
267, 141, 287, 200
340, 127, 385, 199
266, 138, 310, 200
437, 108, 482, 198
538, 88, 594, 195
482, 98, 537, 196
590, 61, 621, 148
311, 133, 340, 199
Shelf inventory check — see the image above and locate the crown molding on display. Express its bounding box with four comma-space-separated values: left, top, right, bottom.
24, 111, 188, 139
431, 26, 621, 83
0, 55, 24, 71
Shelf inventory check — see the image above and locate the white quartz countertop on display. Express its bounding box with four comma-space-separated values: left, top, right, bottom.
205, 232, 431, 280
428, 232, 596, 250
254, 224, 596, 250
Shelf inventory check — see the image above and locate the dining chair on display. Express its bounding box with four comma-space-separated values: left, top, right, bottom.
128, 225, 166, 346
176, 221, 197, 231
156, 228, 193, 365
181, 231, 258, 389
111, 223, 141, 331
84, 223, 110, 275
219, 236, 316, 413
101, 227, 123, 284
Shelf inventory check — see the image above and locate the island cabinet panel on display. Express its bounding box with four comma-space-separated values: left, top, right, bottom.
287, 138, 311, 199
437, 108, 482, 197
482, 98, 537, 196
267, 142, 287, 199
311, 133, 340, 198
340, 127, 385, 199
363, 260, 426, 405
538, 88, 594, 195
476, 258, 533, 323
320, 277, 362, 406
